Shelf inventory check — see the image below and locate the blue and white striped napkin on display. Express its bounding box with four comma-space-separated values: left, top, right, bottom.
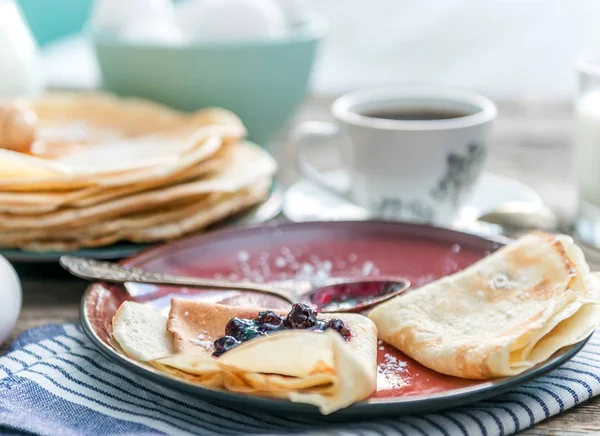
0, 324, 599, 436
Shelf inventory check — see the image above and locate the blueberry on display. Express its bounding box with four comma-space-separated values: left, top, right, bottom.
327, 318, 351, 340
239, 326, 266, 342
212, 335, 240, 357
225, 317, 253, 341
255, 310, 283, 330
312, 319, 328, 331
284, 303, 317, 329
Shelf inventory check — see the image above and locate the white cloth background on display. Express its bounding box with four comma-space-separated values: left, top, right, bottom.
42, 0, 600, 99
307, 0, 600, 99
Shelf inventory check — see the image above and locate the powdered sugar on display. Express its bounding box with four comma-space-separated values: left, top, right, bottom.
362, 261, 375, 276
192, 338, 213, 350
443, 258, 460, 274
300, 263, 314, 275
191, 332, 212, 350
415, 274, 436, 287
489, 273, 516, 290
378, 354, 407, 373
377, 353, 408, 390
295, 261, 332, 287
228, 248, 380, 286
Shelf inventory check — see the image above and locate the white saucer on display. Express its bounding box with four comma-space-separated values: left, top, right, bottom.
283, 170, 542, 234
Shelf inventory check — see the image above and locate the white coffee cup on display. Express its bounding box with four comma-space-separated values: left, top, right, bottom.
291, 86, 497, 225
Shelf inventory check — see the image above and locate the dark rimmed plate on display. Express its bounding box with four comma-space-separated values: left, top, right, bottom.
1, 181, 284, 263
80, 220, 590, 419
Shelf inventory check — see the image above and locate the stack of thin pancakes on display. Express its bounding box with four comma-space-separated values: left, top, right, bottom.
0, 93, 276, 251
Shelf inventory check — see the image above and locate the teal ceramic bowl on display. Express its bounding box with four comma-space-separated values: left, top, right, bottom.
91, 15, 327, 146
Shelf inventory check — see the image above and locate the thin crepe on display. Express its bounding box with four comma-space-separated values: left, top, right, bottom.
0, 141, 275, 231
6, 178, 271, 251
369, 232, 600, 380
113, 301, 174, 362
115, 299, 378, 415
0, 127, 225, 191
0, 140, 232, 214
0, 93, 245, 190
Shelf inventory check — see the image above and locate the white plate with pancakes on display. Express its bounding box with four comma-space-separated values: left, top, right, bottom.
80, 222, 598, 417
0, 93, 282, 262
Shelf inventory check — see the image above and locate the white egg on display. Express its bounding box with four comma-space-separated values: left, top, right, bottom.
0, 256, 21, 345
176, 0, 288, 40
91, 0, 176, 34
120, 18, 188, 45
277, 0, 307, 26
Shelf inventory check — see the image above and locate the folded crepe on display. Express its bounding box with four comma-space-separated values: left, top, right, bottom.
0, 92, 245, 189
16, 180, 270, 251
0, 140, 275, 251
113, 299, 378, 414
0, 141, 275, 230
369, 232, 600, 380
0, 138, 231, 214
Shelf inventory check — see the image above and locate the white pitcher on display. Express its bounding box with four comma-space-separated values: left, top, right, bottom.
0, 0, 44, 98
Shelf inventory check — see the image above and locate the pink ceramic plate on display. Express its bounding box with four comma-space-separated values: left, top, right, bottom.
80, 221, 590, 418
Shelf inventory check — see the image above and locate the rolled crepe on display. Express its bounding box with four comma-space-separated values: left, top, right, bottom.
112, 300, 173, 362
113, 299, 377, 414
369, 232, 600, 380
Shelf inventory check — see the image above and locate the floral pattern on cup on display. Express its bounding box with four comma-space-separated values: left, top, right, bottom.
375, 198, 435, 223
431, 143, 486, 207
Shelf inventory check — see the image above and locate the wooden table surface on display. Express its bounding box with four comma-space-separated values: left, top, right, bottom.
4, 97, 600, 435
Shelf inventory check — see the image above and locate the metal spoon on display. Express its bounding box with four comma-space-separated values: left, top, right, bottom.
477, 202, 561, 238
60, 256, 410, 313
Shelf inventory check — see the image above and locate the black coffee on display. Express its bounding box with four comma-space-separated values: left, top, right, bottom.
363, 108, 472, 121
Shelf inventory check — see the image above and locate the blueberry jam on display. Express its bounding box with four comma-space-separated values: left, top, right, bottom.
308, 281, 407, 312
212, 303, 351, 357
